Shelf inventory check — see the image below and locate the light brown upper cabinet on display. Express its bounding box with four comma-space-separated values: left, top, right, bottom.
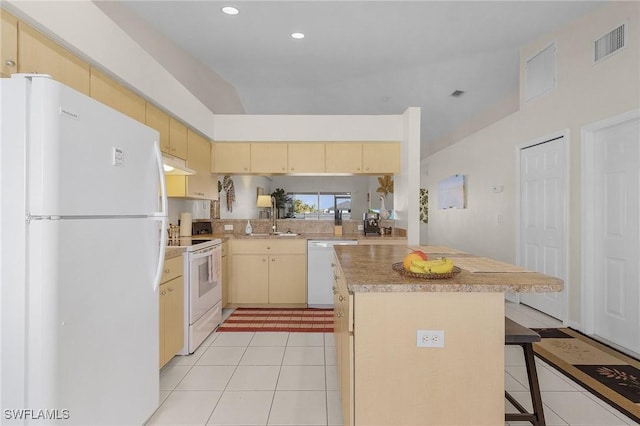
18, 23, 90, 95
185, 130, 215, 199
362, 143, 401, 174
168, 117, 188, 160
288, 143, 325, 173
90, 68, 145, 123
145, 102, 170, 154
250, 143, 288, 174
325, 143, 363, 174
212, 143, 251, 174
148, 108, 188, 160
166, 131, 216, 200
1, 9, 18, 77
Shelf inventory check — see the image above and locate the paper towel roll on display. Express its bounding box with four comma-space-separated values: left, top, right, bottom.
179, 212, 192, 237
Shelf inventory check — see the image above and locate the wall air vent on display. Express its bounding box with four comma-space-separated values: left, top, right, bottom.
594, 24, 625, 63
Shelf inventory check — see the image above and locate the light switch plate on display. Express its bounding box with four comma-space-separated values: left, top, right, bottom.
224, 224, 233, 231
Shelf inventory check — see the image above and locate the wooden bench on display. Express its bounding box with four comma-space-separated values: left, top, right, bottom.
505, 317, 546, 426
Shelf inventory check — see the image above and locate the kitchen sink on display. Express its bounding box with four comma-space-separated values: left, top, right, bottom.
246, 232, 300, 237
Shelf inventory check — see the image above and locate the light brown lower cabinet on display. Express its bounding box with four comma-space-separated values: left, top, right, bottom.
333, 260, 354, 426
229, 239, 306, 306
159, 256, 184, 369
333, 256, 505, 425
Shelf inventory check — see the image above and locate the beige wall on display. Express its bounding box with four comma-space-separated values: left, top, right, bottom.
421, 2, 639, 327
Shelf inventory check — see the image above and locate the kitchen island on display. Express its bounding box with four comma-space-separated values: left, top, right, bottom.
332, 245, 562, 426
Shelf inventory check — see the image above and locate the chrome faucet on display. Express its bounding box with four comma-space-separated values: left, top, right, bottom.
271, 196, 278, 234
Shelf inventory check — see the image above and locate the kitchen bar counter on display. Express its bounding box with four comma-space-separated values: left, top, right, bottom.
332, 244, 563, 426
334, 244, 563, 293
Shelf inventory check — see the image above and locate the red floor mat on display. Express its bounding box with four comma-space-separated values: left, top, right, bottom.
218, 308, 334, 332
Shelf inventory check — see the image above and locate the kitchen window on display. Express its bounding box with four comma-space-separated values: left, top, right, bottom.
289, 192, 351, 220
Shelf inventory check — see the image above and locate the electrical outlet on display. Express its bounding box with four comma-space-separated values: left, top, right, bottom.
357, 224, 364, 231
416, 330, 445, 348
224, 224, 233, 231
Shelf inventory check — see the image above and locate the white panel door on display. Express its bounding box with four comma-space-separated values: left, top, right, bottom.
519, 136, 567, 320
593, 118, 640, 353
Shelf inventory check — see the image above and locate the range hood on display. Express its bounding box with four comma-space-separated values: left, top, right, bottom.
162, 154, 195, 176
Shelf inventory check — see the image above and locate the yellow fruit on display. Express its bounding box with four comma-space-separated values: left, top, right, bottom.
427, 259, 455, 274
409, 265, 427, 274
403, 252, 425, 271
412, 258, 446, 268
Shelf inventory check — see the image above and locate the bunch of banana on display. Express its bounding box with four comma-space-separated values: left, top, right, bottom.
409, 257, 455, 274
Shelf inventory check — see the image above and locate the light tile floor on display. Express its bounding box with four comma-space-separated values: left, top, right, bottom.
147, 303, 639, 425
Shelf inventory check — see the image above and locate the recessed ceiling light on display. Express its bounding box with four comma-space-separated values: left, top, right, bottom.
291, 32, 305, 39
221, 6, 239, 15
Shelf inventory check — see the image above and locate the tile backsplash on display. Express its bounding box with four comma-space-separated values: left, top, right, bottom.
211, 218, 396, 235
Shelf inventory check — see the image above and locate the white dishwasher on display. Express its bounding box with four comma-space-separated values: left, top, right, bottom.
307, 240, 358, 307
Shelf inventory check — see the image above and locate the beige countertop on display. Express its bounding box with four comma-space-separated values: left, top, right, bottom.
164, 247, 185, 259
190, 232, 406, 242
334, 245, 563, 293
163, 232, 406, 259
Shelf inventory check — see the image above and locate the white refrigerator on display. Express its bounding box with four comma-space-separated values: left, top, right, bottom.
0, 75, 168, 425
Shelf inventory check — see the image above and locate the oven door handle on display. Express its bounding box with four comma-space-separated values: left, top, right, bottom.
191, 249, 214, 261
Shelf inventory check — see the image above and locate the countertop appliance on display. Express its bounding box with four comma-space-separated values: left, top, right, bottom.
165, 238, 222, 354
0, 75, 167, 425
307, 240, 358, 307
191, 220, 212, 235
363, 212, 381, 235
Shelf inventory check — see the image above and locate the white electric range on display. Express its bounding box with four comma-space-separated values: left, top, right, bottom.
167, 237, 222, 354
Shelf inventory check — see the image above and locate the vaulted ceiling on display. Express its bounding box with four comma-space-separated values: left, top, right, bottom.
113, 1, 604, 156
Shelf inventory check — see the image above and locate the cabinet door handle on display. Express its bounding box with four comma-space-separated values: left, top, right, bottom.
168, 287, 174, 292
164, 268, 170, 273
271, 258, 275, 262
5, 60, 16, 67
262, 258, 267, 262
160, 290, 166, 296
332, 286, 338, 294
336, 312, 343, 318
339, 295, 345, 302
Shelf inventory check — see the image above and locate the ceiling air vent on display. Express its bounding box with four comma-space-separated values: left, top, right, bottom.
594, 24, 625, 63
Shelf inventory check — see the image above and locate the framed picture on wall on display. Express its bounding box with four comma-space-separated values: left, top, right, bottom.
438, 175, 465, 209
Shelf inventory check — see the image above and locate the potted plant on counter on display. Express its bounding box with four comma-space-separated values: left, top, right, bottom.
271, 188, 292, 218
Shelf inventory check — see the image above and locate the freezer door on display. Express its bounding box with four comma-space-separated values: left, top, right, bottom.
26, 77, 161, 216
23, 218, 159, 425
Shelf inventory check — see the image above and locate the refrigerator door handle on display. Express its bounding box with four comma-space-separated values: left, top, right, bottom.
153, 140, 168, 292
